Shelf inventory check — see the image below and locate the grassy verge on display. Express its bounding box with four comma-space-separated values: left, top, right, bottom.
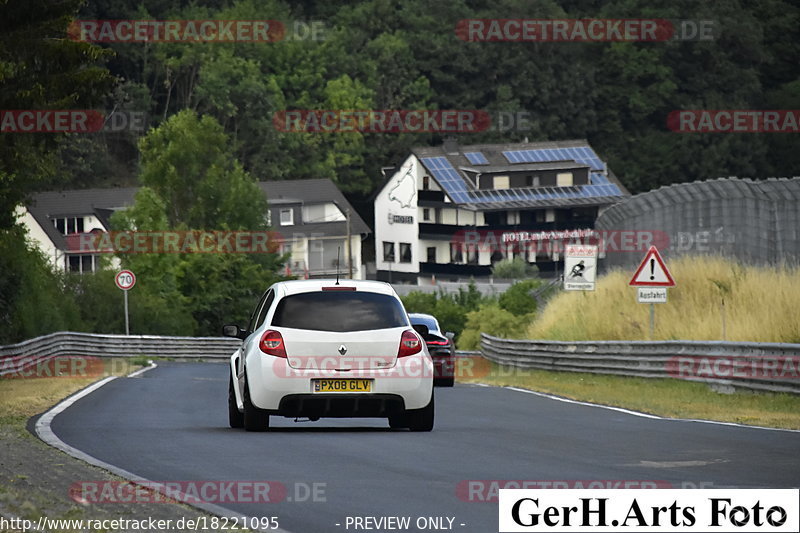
526, 256, 800, 342
0, 358, 144, 428
460, 362, 800, 430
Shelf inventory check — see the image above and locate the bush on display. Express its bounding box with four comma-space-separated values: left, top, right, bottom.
400, 291, 437, 317
401, 282, 489, 342
498, 279, 542, 315
458, 304, 532, 350
66, 268, 197, 335
491, 257, 539, 279
0, 226, 84, 343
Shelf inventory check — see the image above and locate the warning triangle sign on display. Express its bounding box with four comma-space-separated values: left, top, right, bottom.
629, 246, 675, 287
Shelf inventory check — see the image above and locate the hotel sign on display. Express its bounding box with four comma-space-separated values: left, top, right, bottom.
388, 213, 414, 224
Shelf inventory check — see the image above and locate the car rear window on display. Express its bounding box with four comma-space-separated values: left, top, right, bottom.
271, 291, 409, 332
410, 315, 439, 333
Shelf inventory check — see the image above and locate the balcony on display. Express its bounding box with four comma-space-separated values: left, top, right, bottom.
419, 262, 491, 277
418, 219, 595, 238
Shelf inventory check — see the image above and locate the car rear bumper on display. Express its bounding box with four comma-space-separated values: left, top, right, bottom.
430, 350, 455, 378
270, 393, 406, 418
246, 354, 434, 413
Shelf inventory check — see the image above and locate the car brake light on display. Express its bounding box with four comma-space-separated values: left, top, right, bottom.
427, 340, 449, 346
321, 286, 356, 291
397, 330, 422, 357
259, 330, 287, 358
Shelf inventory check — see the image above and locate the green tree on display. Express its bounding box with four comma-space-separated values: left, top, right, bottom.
111, 111, 285, 335
137, 109, 268, 230
0, 227, 84, 343
0, 0, 114, 228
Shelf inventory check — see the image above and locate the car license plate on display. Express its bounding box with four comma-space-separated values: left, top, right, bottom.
312, 379, 372, 393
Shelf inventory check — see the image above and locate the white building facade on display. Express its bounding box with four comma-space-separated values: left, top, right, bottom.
374, 139, 629, 283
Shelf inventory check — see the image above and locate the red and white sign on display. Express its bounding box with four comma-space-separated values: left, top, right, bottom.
564, 244, 598, 291
115, 270, 136, 290
629, 246, 675, 287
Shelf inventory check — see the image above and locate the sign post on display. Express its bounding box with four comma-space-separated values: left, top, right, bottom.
629, 246, 674, 339
115, 270, 136, 335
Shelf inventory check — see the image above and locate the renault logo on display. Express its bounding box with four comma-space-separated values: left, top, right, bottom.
338, 345, 347, 355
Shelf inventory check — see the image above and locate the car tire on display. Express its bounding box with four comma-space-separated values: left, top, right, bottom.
406, 391, 434, 432
243, 372, 270, 432
440, 376, 455, 387
228, 370, 244, 428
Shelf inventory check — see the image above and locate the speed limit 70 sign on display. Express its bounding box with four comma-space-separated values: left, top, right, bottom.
115, 270, 136, 290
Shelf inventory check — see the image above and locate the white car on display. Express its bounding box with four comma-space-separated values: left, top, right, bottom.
224, 279, 435, 431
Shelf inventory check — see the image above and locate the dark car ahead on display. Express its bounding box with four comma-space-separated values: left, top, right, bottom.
408, 313, 455, 387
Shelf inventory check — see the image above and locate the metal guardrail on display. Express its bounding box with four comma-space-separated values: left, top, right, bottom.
0, 331, 240, 376
3, 332, 798, 395
480, 333, 800, 395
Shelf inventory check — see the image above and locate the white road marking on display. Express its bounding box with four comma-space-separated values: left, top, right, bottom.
466, 383, 800, 433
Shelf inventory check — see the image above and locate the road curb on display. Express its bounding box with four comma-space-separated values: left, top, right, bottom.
33, 362, 295, 533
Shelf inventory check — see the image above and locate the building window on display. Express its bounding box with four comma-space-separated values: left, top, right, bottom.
427, 247, 436, 263
423, 208, 431, 221
308, 238, 344, 272
422, 176, 430, 190
467, 245, 479, 265
382, 241, 395, 262
279, 209, 294, 226
66, 254, 96, 273
399, 243, 412, 263
53, 217, 85, 235
493, 176, 509, 190
449, 243, 463, 264
556, 172, 574, 187
526, 175, 540, 187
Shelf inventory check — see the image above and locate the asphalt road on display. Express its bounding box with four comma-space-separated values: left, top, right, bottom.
50, 362, 800, 533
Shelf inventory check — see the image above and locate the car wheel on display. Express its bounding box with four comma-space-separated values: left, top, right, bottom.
440, 376, 455, 387
228, 370, 244, 428
406, 391, 434, 432
243, 372, 270, 432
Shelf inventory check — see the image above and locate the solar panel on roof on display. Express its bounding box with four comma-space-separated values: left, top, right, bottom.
419, 153, 623, 207
502, 146, 606, 172
464, 152, 489, 165
420, 156, 471, 203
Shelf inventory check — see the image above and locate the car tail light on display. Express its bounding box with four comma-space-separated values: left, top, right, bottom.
397, 330, 422, 357
427, 340, 449, 346
259, 330, 286, 358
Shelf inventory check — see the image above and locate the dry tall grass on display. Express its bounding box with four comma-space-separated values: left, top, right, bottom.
526, 256, 800, 342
